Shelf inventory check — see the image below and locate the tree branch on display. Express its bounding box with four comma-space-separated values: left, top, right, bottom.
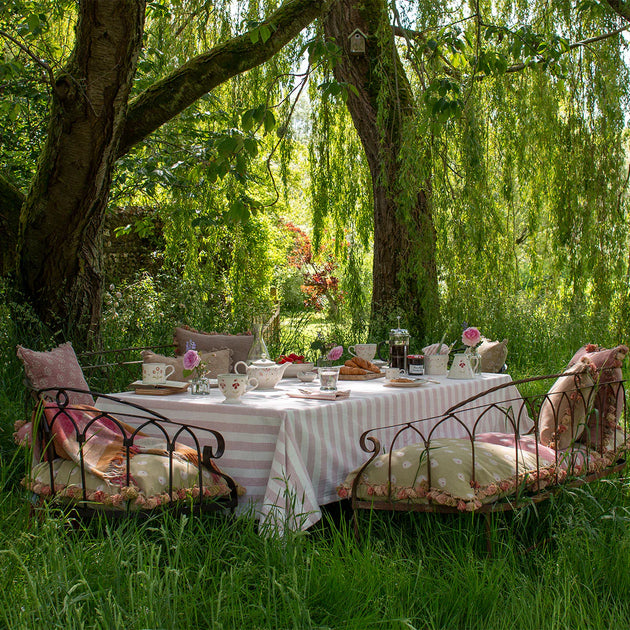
504, 25, 629, 74
117, 0, 333, 158
0, 29, 56, 89
605, 0, 630, 23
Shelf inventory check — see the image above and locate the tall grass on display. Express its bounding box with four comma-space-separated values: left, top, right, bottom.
2, 487, 630, 629
2, 281, 630, 629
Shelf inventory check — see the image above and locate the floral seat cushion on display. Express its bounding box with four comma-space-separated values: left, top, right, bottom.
338, 433, 560, 512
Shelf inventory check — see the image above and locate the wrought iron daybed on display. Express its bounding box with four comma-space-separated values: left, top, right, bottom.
338, 371, 628, 536
16, 386, 240, 518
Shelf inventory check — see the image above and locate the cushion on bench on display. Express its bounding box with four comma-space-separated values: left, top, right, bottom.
568, 344, 628, 448
17, 342, 94, 406
337, 433, 562, 512
173, 326, 253, 369
22, 401, 244, 510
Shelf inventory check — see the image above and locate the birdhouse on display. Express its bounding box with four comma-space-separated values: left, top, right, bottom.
348, 28, 367, 54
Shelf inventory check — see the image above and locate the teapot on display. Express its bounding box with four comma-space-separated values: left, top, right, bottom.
234, 358, 290, 389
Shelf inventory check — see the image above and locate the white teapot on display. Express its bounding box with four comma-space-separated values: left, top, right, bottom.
234, 358, 290, 389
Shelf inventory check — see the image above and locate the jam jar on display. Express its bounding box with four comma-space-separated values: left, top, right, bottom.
407, 354, 424, 375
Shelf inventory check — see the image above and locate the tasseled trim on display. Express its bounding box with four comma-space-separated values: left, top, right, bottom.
23, 478, 237, 509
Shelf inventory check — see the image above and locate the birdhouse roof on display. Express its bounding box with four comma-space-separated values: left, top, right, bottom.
348, 28, 367, 39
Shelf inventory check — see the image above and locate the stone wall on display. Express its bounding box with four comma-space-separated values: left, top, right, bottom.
103, 206, 165, 283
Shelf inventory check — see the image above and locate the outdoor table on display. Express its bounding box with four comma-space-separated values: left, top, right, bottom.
97, 373, 521, 533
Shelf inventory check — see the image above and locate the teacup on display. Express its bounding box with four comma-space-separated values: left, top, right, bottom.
348, 343, 377, 362
217, 373, 259, 402
142, 363, 175, 385
385, 367, 404, 381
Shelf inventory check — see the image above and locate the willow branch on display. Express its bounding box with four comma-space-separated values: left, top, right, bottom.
503, 25, 629, 74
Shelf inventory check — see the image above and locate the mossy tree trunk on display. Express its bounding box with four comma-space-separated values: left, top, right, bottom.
11, 0, 331, 344
323, 0, 439, 341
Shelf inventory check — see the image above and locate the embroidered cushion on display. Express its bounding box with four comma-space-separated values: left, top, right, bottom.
141, 349, 231, 381
173, 326, 253, 369
26, 456, 238, 510
537, 360, 594, 450
567, 344, 628, 448
337, 434, 559, 512
477, 338, 508, 373
17, 342, 94, 406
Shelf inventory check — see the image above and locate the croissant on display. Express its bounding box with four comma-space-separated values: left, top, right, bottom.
351, 356, 381, 373
340, 366, 369, 375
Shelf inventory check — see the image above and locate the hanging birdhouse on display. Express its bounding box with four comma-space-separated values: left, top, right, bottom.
348, 28, 367, 54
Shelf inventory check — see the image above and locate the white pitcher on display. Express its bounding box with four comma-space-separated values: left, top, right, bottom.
447, 353, 477, 380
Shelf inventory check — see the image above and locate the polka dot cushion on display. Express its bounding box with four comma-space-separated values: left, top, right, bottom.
26, 455, 242, 510
337, 434, 560, 511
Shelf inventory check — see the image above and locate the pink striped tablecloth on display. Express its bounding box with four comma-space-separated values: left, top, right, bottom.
96, 372, 518, 533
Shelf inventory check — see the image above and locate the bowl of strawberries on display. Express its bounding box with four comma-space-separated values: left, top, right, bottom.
276, 353, 315, 378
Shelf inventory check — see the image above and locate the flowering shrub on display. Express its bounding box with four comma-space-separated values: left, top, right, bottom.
283, 221, 343, 312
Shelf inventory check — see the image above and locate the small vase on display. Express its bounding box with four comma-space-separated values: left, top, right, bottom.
191, 376, 211, 395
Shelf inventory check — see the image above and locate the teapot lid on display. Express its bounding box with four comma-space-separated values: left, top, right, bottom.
248, 358, 278, 367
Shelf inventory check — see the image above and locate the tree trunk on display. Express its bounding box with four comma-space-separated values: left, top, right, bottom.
0, 174, 23, 276
17, 0, 146, 344
11, 0, 332, 345
323, 0, 439, 341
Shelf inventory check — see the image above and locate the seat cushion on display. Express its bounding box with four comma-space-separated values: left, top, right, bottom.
173, 326, 253, 369
141, 348, 231, 381
26, 455, 236, 510
337, 434, 560, 512
17, 342, 94, 406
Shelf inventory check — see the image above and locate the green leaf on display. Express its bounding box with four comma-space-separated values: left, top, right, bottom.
227, 198, 249, 222
260, 25, 271, 43
263, 110, 276, 133
242, 109, 255, 132
249, 28, 260, 44
217, 136, 238, 157
243, 137, 258, 157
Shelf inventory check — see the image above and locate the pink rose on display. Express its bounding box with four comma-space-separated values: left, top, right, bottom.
183, 349, 200, 371
462, 327, 481, 347
327, 345, 343, 361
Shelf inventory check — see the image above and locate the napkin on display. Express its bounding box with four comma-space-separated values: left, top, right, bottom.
287, 389, 350, 401
422, 343, 450, 356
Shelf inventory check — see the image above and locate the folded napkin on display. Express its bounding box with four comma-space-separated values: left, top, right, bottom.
422, 343, 450, 356
287, 389, 350, 401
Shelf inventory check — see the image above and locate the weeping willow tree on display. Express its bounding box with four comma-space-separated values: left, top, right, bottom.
311, 0, 630, 344
2, 0, 629, 348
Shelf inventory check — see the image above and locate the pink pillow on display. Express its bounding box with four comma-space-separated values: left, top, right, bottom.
538, 360, 594, 450
17, 342, 94, 406
568, 344, 628, 448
